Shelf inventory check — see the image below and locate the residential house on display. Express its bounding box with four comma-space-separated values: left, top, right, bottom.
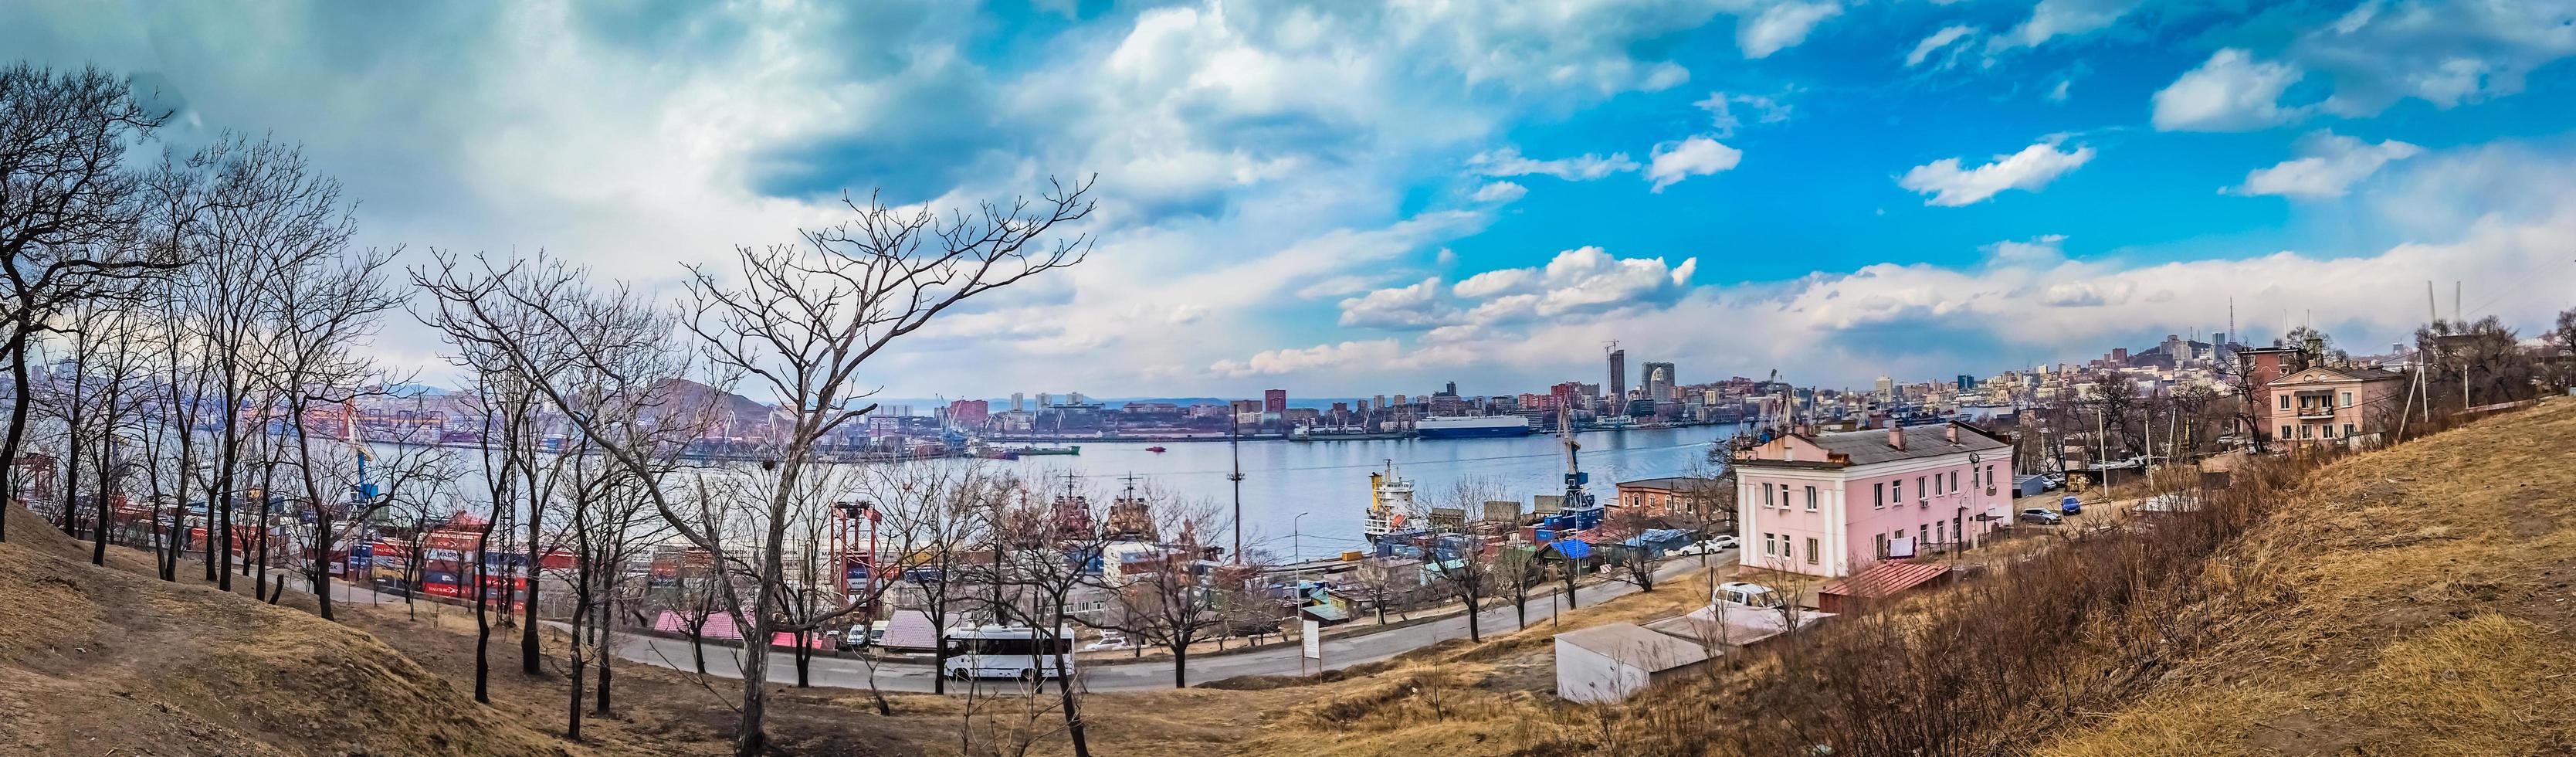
1614, 476, 1725, 521
1732, 423, 2016, 578
2267, 365, 2405, 446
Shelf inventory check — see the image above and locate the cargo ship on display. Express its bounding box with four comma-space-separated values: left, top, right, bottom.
1414, 415, 1533, 439
1362, 462, 1415, 543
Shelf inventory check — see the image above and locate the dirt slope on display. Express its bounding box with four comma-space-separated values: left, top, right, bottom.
0, 504, 565, 757
2040, 399, 2576, 755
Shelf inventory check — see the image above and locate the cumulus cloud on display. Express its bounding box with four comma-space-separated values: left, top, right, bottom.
1646, 136, 1744, 192
1906, 25, 1978, 67
1456, 246, 1698, 323
2151, 49, 2309, 131
1472, 180, 1530, 203
2300, 0, 2576, 117
2226, 131, 2424, 198
1738, 2, 1843, 59
1337, 277, 1459, 329
1467, 147, 1641, 180
1898, 139, 2094, 206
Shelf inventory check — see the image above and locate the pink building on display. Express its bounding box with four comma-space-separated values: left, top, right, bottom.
2266, 365, 2405, 446
1733, 423, 2016, 578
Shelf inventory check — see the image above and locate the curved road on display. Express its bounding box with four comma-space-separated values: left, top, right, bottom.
602, 554, 1724, 693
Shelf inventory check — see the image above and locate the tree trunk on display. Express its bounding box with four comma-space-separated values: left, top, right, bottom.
1171, 643, 1188, 689
0, 331, 27, 545
686, 625, 707, 674
1463, 599, 1480, 643
90, 434, 112, 565
732, 609, 772, 757
1052, 606, 1090, 757
595, 624, 614, 716
523, 510, 543, 676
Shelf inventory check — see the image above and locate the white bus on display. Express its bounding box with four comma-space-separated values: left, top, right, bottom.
942, 625, 1076, 681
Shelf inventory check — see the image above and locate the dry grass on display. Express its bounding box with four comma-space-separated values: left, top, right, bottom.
0, 504, 565, 757
2040, 397, 2576, 756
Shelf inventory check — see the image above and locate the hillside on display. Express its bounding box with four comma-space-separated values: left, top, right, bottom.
2039, 399, 2576, 755
0, 504, 565, 757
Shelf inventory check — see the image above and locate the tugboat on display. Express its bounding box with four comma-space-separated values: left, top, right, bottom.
1361, 460, 1415, 544
1144, 446, 1167, 453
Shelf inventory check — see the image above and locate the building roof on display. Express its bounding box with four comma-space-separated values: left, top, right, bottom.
2267, 365, 2404, 385
1738, 423, 2010, 470
1555, 622, 1713, 671
1818, 561, 1952, 600
1615, 477, 1703, 491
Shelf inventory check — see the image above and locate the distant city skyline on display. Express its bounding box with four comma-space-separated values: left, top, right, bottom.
9, 2, 2571, 398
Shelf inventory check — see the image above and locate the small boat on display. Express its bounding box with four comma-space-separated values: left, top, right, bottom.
1145, 446, 1167, 453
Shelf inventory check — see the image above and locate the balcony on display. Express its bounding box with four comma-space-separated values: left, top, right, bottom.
2295, 404, 2340, 419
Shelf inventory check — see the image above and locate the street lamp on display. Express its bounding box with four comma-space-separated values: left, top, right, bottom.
1291, 511, 1311, 565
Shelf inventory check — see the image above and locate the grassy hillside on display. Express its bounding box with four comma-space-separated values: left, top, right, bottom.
0, 504, 565, 757
2040, 398, 2576, 755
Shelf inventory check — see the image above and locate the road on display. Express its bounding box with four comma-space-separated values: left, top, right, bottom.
602, 554, 1724, 693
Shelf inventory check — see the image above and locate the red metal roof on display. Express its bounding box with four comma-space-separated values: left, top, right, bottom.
1818, 561, 1951, 599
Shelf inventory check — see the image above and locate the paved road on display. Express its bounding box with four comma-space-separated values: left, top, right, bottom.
603, 553, 1727, 693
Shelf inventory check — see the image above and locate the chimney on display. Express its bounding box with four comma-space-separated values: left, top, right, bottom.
1888, 426, 1906, 451
1945, 424, 1959, 444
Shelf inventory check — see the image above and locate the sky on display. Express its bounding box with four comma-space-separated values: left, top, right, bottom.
8, 0, 2576, 401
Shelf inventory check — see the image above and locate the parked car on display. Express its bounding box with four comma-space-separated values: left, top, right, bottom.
2018, 507, 2064, 524
1673, 535, 1739, 555
1714, 581, 1787, 610
2059, 495, 2083, 514
2040, 473, 2067, 491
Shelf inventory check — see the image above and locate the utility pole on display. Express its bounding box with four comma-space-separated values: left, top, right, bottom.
1229, 412, 1243, 563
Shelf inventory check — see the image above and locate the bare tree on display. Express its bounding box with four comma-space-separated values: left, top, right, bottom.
419, 178, 1092, 755
0, 64, 188, 545
1090, 495, 1228, 689
1418, 477, 1504, 641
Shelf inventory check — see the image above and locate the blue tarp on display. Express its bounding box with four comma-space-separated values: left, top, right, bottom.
1552, 538, 1592, 559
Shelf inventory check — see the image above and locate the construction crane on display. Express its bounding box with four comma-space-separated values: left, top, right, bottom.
340, 400, 377, 503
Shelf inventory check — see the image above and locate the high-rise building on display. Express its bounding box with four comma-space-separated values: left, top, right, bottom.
1069, 392, 1087, 404
1374, 394, 1388, 409
1263, 389, 1287, 413
1956, 375, 1975, 391
1036, 392, 1053, 407
1442, 381, 1458, 396
1873, 376, 1894, 402
947, 399, 990, 427
1642, 362, 1675, 402
1393, 394, 1408, 406
1607, 349, 1628, 401
1010, 392, 1025, 412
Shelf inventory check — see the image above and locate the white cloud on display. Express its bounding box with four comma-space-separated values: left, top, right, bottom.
1208, 338, 1405, 378
2046, 78, 2073, 102
1646, 136, 1744, 192
1981, 234, 2069, 268
2227, 131, 2424, 199
1693, 91, 1791, 138
1467, 147, 1641, 180
1452, 267, 1539, 298
1738, 2, 1842, 59
2299, 0, 2576, 117
1898, 139, 2094, 206
1471, 181, 1530, 203
1989, 0, 2141, 53
2151, 49, 2309, 131
1907, 25, 1978, 66
1459, 246, 1698, 323
1338, 277, 1459, 328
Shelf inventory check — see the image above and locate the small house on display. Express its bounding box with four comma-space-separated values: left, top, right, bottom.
1554, 622, 1714, 703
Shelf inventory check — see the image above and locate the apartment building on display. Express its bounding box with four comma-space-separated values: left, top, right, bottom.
2267, 365, 2405, 446
1733, 423, 2016, 578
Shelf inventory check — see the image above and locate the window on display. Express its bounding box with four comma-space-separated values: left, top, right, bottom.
1933, 474, 1943, 494
1781, 484, 1791, 509
2278, 395, 2290, 409
1986, 465, 1998, 489
1873, 533, 1887, 558
1804, 486, 1818, 512
1949, 471, 1959, 492
1874, 482, 1886, 509
2344, 423, 2356, 436
1919, 524, 1929, 544
2281, 425, 2293, 439
1762, 533, 1777, 556
2341, 391, 2354, 407
1893, 480, 1903, 502
2300, 425, 2313, 438
1805, 538, 1819, 564
1916, 476, 1927, 500
2322, 425, 2334, 438
1763, 484, 1774, 508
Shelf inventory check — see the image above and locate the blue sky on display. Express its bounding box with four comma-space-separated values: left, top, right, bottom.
8, 0, 2575, 399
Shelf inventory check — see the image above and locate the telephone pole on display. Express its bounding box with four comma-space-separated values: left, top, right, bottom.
1229, 412, 1244, 563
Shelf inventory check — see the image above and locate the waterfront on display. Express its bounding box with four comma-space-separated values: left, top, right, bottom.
968, 424, 1740, 556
